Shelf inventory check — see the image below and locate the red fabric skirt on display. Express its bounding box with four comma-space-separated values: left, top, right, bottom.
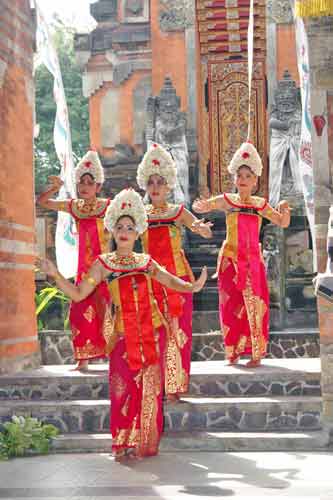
218, 257, 269, 361
109, 327, 166, 457
155, 276, 193, 396
69, 281, 109, 361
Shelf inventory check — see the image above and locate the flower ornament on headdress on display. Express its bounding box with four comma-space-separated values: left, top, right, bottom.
104, 188, 148, 234
136, 143, 177, 190
75, 150, 104, 184
228, 141, 263, 177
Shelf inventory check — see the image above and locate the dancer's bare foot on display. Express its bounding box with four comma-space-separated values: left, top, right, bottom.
227, 355, 240, 366
166, 393, 180, 403
71, 360, 89, 372
114, 450, 127, 463
114, 449, 138, 463
245, 358, 261, 368
126, 449, 138, 461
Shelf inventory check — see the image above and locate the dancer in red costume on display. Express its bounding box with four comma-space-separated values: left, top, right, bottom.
38, 189, 207, 462
137, 143, 213, 401
193, 142, 291, 367
37, 151, 110, 371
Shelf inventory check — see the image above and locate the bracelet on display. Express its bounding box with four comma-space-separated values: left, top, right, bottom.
209, 198, 218, 210
183, 282, 193, 291
86, 276, 98, 287
191, 221, 201, 234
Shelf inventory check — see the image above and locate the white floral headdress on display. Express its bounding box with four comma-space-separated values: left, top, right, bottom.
104, 188, 148, 234
75, 150, 104, 184
136, 143, 177, 190
228, 142, 263, 177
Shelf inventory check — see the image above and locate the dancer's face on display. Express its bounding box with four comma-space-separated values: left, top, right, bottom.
234, 166, 257, 195
112, 216, 138, 251
147, 174, 169, 204
77, 174, 101, 200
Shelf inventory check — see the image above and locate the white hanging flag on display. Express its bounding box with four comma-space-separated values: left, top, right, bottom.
35, 3, 78, 278
294, 15, 316, 270
247, 0, 254, 141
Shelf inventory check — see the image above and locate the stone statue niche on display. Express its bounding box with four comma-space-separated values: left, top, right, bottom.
146, 77, 190, 206
269, 70, 303, 210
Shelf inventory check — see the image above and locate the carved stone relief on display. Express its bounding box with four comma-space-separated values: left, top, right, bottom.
267, 0, 293, 24
159, 0, 195, 32
269, 70, 303, 207
146, 77, 190, 205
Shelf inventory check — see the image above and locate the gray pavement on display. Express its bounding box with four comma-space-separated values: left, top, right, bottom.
0, 451, 332, 499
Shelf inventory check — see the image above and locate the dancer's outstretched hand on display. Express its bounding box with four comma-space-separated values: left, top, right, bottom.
36, 257, 58, 278
192, 266, 208, 293
47, 175, 63, 192
191, 219, 213, 238
192, 198, 211, 214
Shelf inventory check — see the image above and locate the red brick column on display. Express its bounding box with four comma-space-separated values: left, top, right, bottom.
150, 1, 187, 110
0, 1, 40, 374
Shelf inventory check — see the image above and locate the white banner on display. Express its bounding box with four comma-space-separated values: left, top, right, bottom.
35, 4, 78, 278
247, 0, 254, 140
294, 15, 317, 270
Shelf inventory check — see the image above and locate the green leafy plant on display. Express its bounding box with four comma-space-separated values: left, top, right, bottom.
0, 416, 59, 460
35, 284, 70, 330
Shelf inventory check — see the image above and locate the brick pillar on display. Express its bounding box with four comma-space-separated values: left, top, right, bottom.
306, 16, 333, 442
150, 1, 188, 109
0, 1, 40, 374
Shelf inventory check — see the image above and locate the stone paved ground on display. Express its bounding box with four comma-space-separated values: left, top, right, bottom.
0, 451, 332, 499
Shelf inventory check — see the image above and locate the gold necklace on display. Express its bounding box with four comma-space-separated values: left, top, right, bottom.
237, 194, 252, 205
148, 203, 169, 215
78, 198, 99, 215
110, 252, 139, 267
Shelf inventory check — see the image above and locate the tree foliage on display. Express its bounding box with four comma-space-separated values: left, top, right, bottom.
34, 22, 90, 192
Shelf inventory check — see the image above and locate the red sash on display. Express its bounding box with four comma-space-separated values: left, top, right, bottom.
147, 224, 183, 317
118, 273, 158, 371
237, 213, 262, 294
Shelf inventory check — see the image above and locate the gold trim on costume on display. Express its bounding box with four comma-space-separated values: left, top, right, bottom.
139, 364, 161, 457
165, 334, 188, 395
103, 305, 119, 354
83, 305, 96, 323
242, 278, 267, 361
71, 198, 109, 219
75, 340, 105, 360
146, 203, 182, 220
225, 193, 266, 209
113, 417, 140, 450
100, 252, 150, 271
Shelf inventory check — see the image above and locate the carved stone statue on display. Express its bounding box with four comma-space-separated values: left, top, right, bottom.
146, 77, 190, 205
269, 70, 303, 207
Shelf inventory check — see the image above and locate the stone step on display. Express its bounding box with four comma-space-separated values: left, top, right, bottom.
192, 267, 218, 287
187, 249, 220, 266
0, 396, 322, 433
38, 327, 319, 365
193, 311, 220, 333
52, 429, 328, 453
189, 359, 321, 396
0, 359, 320, 401
194, 288, 218, 310
192, 330, 320, 361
